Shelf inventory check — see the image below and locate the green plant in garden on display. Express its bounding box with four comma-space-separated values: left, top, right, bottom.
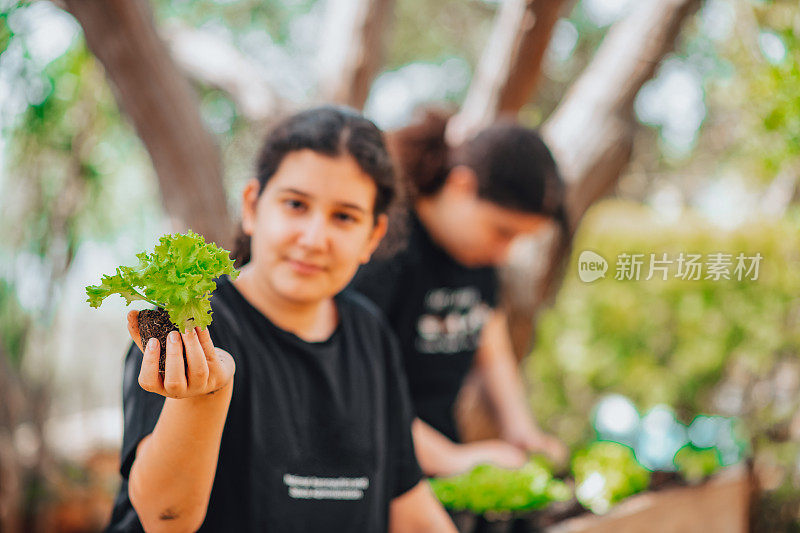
572, 441, 650, 514
673, 445, 722, 485
85, 230, 238, 332
430, 457, 571, 514
527, 202, 799, 527
527, 202, 800, 448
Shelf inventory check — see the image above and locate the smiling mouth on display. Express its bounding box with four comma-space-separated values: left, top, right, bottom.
286, 258, 326, 275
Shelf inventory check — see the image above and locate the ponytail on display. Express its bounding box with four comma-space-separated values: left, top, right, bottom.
386, 107, 454, 200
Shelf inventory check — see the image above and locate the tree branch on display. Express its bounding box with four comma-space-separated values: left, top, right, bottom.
316, 0, 396, 110
446, 0, 571, 145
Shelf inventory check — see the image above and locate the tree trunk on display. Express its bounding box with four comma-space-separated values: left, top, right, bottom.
446, 0, 571, 146
543, 0, 702, 225
62, 0, 233, 248
316, 0, 396, 110
456, 0, 702, 442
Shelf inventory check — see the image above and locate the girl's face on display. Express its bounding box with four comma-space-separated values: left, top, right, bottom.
241, 149, 388, 304
430, 166, 551, 267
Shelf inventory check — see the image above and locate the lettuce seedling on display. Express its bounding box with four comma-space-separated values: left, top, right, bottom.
572, 441, 650, 514
431, 457, 571, 515
85, 230, 239, 352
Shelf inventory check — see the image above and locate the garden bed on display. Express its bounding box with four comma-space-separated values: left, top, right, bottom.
547, 464, 751, 533
447, 464, 751, 533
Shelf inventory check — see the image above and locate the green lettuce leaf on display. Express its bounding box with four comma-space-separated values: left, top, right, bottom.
85, 230, 239, 332
430, 456, 571, 514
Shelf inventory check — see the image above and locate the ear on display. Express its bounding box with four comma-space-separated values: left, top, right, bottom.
241, 178, 261, 236
444, 165, 478, 196
359, 214, 389, 264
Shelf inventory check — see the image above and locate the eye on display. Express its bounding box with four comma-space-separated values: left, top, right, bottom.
333, 212, 357, 224
284, 198, 306, 211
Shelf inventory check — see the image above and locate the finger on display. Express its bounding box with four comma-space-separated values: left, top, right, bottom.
138, 337, 162, 393
163, 331, 187, 396
494, 444, 527, 468
197, 327, 223, 373
196, 326, 215, 359
181, 327, 209, 390
127, 310, 144, 354
508, 450, 527, 468
213, 348, 235, 383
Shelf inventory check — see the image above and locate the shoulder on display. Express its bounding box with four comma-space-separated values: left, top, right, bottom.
337, 289, 401, 353
349, 248, 416, 314
338, 289, 393, 331
338, 289, 405, 373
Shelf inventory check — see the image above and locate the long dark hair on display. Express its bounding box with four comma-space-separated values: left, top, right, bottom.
389, 108, 565, 215
230, 106, 397, 268
388, 107, 573, 295
389, 107, 570, 233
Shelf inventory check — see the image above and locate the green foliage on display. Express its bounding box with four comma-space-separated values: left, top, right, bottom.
527, 201, 800, 527
744, 34, 800, 177
572, 441, 650, 514
430, 457, 570, 514
85, 231, 239, 332
706, 1, 800, 182
0, 10, 12, 55
673, 445, 722, 484
1, 35, 150, 268
527, 201, 800, 448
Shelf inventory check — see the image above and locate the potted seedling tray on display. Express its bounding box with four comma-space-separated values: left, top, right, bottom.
431, 458, 574, 533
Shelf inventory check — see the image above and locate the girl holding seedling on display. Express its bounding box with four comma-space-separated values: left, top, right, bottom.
102, 107, 455, 532
351, 109, 570, 477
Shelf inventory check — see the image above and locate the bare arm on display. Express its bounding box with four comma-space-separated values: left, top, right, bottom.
411, 418, 459, 477
129, 384, 233, 532
389, 480, 457, 533
412, 418, 526, 477
474, 310, 566, 463
125, 310, 236, 532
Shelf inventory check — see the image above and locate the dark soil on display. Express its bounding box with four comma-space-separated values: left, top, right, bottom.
447, 499, 585, 533
648, 471, 685, 491
137, 308, 180, 374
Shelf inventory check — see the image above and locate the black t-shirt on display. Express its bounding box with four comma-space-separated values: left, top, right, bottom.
107, 274, 422, 532
350, 212, 498, 443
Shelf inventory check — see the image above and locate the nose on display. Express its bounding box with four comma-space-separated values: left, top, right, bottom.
297, 212, 328, 250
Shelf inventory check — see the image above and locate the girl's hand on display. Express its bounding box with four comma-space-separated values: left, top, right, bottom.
503, 426, 568, 466
127, 310, 235, 399
447, 440, 528, 475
